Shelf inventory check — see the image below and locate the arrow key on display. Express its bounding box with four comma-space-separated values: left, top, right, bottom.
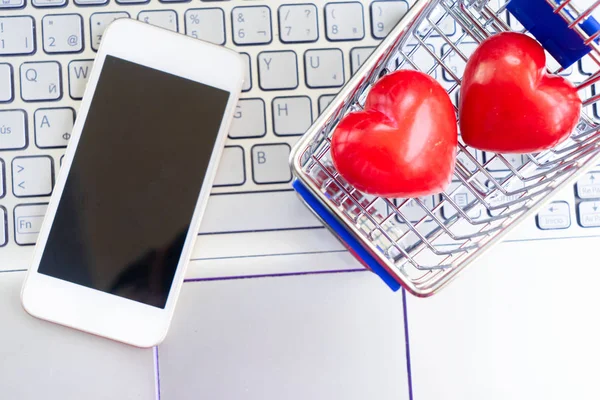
576, 171, 600, 199
578, 201, 600, 228
536, 201, 570, 230
12, 156, 54, 197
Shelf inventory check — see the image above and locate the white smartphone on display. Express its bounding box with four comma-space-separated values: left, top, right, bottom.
21, 19, 244, 348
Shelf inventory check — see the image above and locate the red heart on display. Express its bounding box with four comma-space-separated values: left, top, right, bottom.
331, 70, 458, 198
459, 32, 582, 154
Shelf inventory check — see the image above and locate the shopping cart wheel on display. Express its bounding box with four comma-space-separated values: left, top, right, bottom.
292, 180, 401, 292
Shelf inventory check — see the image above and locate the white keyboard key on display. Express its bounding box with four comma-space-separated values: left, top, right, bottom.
68, 60, 93, 99
318, 94, 336, 114
199, 191, 320, 234
12, 156, 54, 197
33, 0, 66, 7
418, 5, 457, 37
442, 182, 483, 220
486, 179, 526, 217
0, 16, 35, 55
214, 146, 245, 187
397, 196, 436, 223
305, 49, 345, 88
14, 203, 48, 245
580, 57, 597, 76
229, 99, 266, 139
0, 63, 13, 102
75, 0, 107, 5
258, 51, 298, 90
0, 110, 27, 150
537, 201, 570, 230
0, 0, 24, 8
325, 2, 365, 41
508, 12, 524, 31
272, 96, 312, 136
0, 159, 4, 198
546, 52, 573, 76
90, 12, 130, 51
116, 0, 147, 4
371, 0, 409, 38
350, 46, 375, 74
403, 44, 437, 79
240, 53, 252, 92
442, 42, 478, 81
278, 4, 318, 43
456, 149, 482, 172
138, 10, 178, 32
0, 206, 5, 247
42, 14, 83, 54
577, 171, 600, 199
251, 144, 292, 184
20, 61, 62, 101
185, 8, 225, 45
34, 108, 75, 148
484, 153, 525, 172
232, 6, 272, 45
578, 201, 600, 227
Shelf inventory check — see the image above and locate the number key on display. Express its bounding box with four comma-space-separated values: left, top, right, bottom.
325, 2, 365, 41
185, 8, 226, 45
232, 6, 272, 45
138, 10, 178, 32
0, 16, 35, 55
90, 12, 130, 51
370, 0, 408, 39
278, 4, 318, 43
43, 14, 83, 54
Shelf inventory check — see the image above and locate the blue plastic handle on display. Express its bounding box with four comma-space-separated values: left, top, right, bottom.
507, 0, 600, 69
292, 179, 402, 292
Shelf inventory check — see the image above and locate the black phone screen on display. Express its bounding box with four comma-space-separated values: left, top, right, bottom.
37, 55, 230, 308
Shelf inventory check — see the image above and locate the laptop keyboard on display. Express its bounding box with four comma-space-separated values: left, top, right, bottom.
1, 0, 600, 272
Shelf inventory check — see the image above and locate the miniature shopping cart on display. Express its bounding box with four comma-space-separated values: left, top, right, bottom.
290, 0, 600, 297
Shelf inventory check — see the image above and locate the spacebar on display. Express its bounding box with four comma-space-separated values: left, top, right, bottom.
199, 191, 323, 234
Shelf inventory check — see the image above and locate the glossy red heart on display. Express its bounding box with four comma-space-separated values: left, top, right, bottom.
331, 70, 457, 198
459, 32, 582, 154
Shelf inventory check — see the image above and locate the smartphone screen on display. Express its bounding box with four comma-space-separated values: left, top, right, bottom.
37, 55, 230, 308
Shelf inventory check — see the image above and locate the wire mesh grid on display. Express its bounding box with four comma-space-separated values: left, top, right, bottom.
290, 0, 600, 296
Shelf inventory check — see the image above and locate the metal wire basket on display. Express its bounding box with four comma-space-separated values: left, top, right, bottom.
290, 0, 600, 297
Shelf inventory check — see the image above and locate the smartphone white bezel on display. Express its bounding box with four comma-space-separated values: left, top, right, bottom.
21, 19, 244, 348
